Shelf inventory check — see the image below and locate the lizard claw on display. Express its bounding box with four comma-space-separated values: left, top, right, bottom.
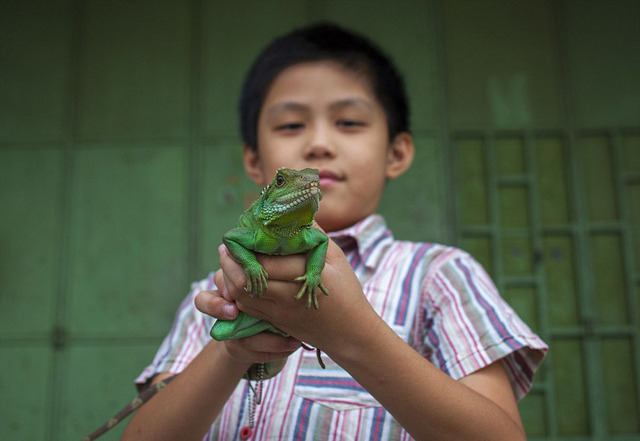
294, 275, 329, 309
245, 265, 269, 297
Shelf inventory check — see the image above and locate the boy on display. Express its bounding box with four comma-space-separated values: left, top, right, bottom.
123, 23, 546, 441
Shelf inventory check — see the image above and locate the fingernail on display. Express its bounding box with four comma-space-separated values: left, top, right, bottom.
218, 244, 226, 255
223, 304, 236, 318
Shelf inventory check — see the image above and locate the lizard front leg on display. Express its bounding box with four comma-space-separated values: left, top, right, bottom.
294, 229, 329, 309
223, 227, 268, 297
294, 273, 329, 309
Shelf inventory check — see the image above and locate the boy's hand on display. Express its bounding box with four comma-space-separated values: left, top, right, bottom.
195, 284, 301, 367
214, 238, 381, 354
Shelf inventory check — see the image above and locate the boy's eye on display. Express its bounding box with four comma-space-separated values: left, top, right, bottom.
275, 122, 304, 131
337, 120, 365, 129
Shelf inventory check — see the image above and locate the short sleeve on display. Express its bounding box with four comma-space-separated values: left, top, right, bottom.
135, 273, 216, 390
422, 251, 547, 401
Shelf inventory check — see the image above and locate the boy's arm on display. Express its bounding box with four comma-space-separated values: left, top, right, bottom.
216, 240, 527, 441
121, 329, 299, 441
324, 310, 526, 441
120, 339, 247, 441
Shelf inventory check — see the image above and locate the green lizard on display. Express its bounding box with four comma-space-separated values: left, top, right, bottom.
211, 167, 329, 379
80, 168, 328, 439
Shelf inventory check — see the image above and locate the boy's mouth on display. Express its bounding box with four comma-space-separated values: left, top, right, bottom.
318, 170, 342, 188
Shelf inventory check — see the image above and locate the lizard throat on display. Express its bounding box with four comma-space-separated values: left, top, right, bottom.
272, 185, 319, 211
260, 186, 320, 233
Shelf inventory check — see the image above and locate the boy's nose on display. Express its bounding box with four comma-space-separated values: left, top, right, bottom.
304, 126, 336, 160
305, 143, 335, 160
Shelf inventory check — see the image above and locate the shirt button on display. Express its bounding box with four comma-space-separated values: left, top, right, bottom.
239, 426, 252, 440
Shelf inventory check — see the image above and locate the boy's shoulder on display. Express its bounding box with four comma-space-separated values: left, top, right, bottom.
387, 237, 475, 277
335, 214, 477, 273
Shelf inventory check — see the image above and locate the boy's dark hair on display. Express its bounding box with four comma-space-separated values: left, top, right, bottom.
239, 23, 410, 151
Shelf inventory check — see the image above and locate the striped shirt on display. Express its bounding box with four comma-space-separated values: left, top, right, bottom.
136, 214, 547, 440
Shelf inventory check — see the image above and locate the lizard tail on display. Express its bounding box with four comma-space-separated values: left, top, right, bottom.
300, 343, 326, 369
80, 374, 179, 441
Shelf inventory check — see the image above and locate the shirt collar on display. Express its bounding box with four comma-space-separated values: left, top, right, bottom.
328, 214, 394, 270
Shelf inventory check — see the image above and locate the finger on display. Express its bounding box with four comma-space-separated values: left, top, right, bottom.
255, 253, 307, 282
218, 246, 249, 295
225, 341, 296, 365
326, 236, 347, 260
234, 333, 301, 354
312, 220, 326, 233
219, 246, 305, 300
214, 268, 234, 302
236, 278, 303, 315
223, 333, 301, 365
194, 289, 238, 320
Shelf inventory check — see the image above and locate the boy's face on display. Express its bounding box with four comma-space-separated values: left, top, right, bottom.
244, 61, 413, 232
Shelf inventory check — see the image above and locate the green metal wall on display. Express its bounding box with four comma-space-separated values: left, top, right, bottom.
1, 1, 639, 439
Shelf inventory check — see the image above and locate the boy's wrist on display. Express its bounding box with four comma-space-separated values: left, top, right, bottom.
204, 340, 254, 378
212, 336, 295, 377
321, 308, 393, 366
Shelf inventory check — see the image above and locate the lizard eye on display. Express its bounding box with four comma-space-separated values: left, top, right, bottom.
276, 175, 285, 187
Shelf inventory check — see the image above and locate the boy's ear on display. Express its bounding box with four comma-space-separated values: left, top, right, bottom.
385, 132, 415, 180
242, 143, 267, 186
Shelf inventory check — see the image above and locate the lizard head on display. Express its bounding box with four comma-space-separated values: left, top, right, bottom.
256, 168, 322, 232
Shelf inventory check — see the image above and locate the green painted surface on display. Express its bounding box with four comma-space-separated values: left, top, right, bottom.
1, 346, 53, 440
379, 136, 446, 243
499, 186, 530, 229
0, 0, 72, 142
601, 338, 640, 434
543, 235, 580, 327
59, 344, 161, 440
519, 391, 548, 437
66, 145, 188, 335
457, 139, 489, 226
621, 136, 640, 172
565, 0, 640, 128
77, 0, 191, 141
552, 339, 590, 436
199, 142, 257, 277
453, 130, 640, 437
535, 138, 570, 225
0, 150, 63, 337
461, 236, 493, 276
501, 235, 533, 276
590, 234, 628, 325
444, 0, 564, 129
201, 1, 309, 138
580, 137, 618, 222
503, 286, 539, 333
495, 138, 526, 174
1, 1, 639, 440
323, 0, 435, 133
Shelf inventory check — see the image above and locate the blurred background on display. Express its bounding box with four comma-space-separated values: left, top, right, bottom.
1, 0, 639, 439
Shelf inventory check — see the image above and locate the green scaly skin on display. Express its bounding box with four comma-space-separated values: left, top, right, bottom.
211, 168, 329, 379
